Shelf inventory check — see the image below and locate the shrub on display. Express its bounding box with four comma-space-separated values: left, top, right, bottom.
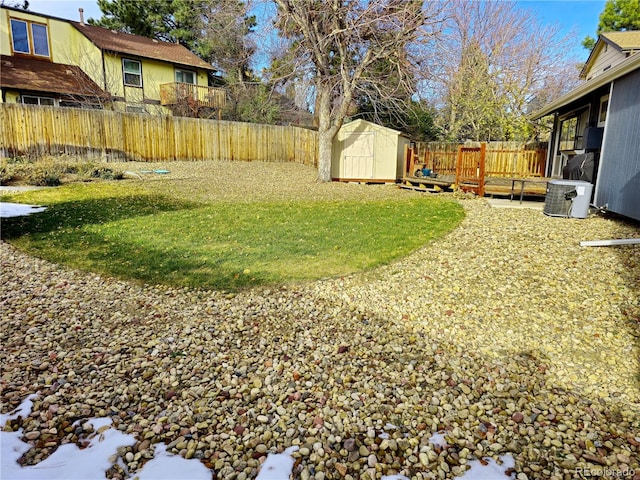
90, 166, 124, 180
22, 163, 62, 186
0, 162, 17, 185
0, 157, 125, 186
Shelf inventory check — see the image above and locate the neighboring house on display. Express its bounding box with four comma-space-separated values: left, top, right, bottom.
530, 31, 640, 222
0, 6, 224, 115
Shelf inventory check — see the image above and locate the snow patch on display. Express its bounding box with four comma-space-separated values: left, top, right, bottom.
0, 203, 47, 218
256, 446, 299, 479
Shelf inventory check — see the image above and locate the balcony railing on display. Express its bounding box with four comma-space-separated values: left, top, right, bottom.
160, 82, 226, 109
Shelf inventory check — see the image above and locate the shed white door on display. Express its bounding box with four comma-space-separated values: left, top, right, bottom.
342, 132, 374, 179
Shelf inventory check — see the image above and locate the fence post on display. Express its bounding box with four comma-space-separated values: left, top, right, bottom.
478, 142, 486, 197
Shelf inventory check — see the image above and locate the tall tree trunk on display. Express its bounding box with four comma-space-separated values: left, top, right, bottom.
316, 81, 339, 183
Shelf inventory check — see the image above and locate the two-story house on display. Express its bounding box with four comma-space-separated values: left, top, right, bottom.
529, 31, 640, 221
0, 5, 225, 116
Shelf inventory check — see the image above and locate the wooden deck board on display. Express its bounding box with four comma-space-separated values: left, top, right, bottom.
403, 176, 453, 188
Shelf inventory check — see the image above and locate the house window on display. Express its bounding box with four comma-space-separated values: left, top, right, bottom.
598, 95, 609, 127
10, 18, 50, 57
21, 95, 55, 106
123, 59, 142, 87
126, 105, 146, 114
558, 108, 589, 152
175, 70, 196, 84
32, 24, 50, 56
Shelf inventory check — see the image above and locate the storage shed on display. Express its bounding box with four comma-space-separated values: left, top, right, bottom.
332, 119, 410, 182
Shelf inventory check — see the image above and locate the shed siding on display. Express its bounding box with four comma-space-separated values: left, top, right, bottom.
595, 68, 640, 221
332, 119, 406, 181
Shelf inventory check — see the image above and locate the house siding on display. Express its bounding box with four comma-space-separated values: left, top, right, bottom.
586, 45, 627, 80
595, 68, 640, 221
1, 6, 214, 115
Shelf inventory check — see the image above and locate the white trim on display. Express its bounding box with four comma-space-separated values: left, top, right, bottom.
21, 94, 56, 106
30, 22, 50, 57
593, 80, 615, 206
175, 69, 196, 84
597, 94, 610, 127
122, 58, 143, 88
10, 18, 30, 54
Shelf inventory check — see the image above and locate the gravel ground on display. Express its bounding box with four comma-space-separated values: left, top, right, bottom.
1, 161, 639, 480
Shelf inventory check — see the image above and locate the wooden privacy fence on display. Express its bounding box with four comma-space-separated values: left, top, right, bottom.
0, 104, 319, 166
411, 141, 547, 178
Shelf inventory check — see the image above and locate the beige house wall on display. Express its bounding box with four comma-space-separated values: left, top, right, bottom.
585, 44, 627, 81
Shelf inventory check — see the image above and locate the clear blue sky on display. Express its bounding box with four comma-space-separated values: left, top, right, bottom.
27, 0, 606, 61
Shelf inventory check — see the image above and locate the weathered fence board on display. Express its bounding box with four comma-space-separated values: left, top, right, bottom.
0, 104, 319, 166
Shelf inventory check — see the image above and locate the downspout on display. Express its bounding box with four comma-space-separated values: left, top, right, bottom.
592, 81, 613, 209
101, 51, 108, 93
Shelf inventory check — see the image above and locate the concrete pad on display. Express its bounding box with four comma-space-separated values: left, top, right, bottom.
486, 198, 545, 210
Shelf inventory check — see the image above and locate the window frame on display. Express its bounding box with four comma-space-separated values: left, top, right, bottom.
557, 107, 590, 153
9, 18, 51, 58
21, 95, 56, 106
598, 95, 609, 127
175, 69, 196, 84
122, 58, 143, 88
31, 23, 50, 57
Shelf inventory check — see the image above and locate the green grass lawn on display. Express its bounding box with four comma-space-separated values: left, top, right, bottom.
1, 182, 464, 290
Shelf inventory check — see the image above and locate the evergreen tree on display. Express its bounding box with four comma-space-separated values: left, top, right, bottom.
89, 0, 256, 81
582, 0, 640, 50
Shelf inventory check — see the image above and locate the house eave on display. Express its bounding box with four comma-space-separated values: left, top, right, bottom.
529, 53, 640, 120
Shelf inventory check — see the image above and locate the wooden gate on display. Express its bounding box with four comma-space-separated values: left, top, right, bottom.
456, 143, 486, 197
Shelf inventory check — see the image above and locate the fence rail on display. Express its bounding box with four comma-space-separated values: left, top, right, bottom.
0, 104, 319, 166
413, 141, 547, 178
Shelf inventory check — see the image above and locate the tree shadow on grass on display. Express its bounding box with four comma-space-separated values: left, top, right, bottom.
0, 194, 275, 291
1, 194, 195, 240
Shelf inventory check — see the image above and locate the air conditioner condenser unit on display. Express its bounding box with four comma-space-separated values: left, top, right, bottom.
543, 180, 593, 218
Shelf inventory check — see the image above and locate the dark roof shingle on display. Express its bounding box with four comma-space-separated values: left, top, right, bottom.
0, 55, 108, 98
71, 22, 214, 71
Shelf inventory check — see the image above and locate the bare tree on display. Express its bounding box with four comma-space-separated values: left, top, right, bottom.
423, 0, 582, 142
271, 0, 443, 182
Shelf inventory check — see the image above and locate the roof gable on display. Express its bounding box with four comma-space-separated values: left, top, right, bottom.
581, 30, 640, 79
601, 31, 640, 50
341, 119, 405, 136
71, 22, 214, 71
